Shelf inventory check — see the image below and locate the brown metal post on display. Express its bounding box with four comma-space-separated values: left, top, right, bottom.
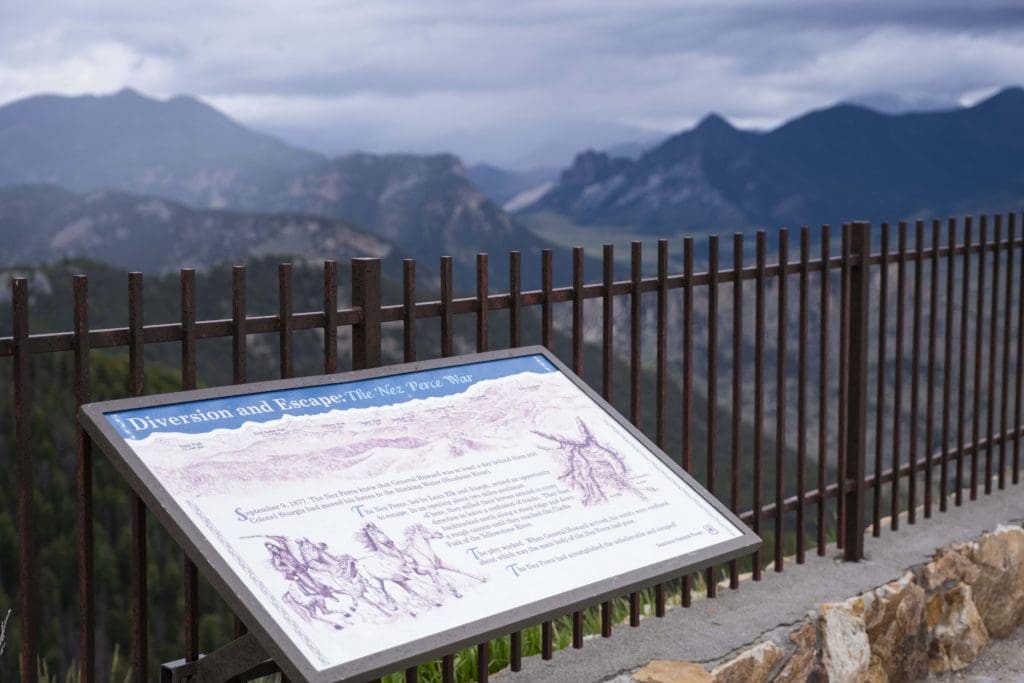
324, 261, 339, 372
402, 260, 416, 363
74, 275, 95, 683
279, 263, 294, 379
509, 252, 521, 349
352, 258, 382, 370
128, 272, 148, 682
477, 254, 489, 353
233, 266, 248, 384
180, 269, 199, 663
12, 277, 38, 683
843, 221, 870, 561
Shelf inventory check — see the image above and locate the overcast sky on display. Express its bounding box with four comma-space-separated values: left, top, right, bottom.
2, 1, 1023, 168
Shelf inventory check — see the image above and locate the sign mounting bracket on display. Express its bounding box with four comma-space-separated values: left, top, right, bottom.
160, 632, 272, 682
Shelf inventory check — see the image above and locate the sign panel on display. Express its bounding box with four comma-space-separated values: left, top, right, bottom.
80, 347, 758, 683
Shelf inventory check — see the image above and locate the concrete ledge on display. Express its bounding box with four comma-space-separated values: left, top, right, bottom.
512, 485, 1024, 683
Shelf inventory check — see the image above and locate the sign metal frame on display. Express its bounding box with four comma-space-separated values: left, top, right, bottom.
80, 346, 760, 683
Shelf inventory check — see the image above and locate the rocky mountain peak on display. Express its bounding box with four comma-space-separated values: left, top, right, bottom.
559, 149, 630, 186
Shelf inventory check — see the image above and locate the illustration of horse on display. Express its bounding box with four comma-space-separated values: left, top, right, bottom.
252, 536, 355, 629
294, 537, 401, 617
403, 524, 488, 598
533, 418, 650, 506
355, 522, 443, 610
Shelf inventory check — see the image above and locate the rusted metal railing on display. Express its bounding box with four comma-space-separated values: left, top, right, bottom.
2, 215, 1023, 681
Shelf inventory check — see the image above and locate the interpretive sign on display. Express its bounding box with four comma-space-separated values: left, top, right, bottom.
80, 347, 759, 683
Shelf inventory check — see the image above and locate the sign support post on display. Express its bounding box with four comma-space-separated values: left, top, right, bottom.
160, 632, 271, 682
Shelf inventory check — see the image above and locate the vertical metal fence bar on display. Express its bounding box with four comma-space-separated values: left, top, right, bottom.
837, 225, 850, 548
954, 219, 970, 507
972, 217, 987, 500
279, 263, 294, 379
128, 273, 148, 682
797, 227, 809, 563
941, 218, 956, 512
541, 246, 554, 655
601, 243, 613, 634
571, 246, 587, 643
909, 221, 924, 524
730, 232, 743, 585
402, 259, 416, 363
440, 256, 454, 359
629, 240, 642, 624
511, 630, 522, 672
73, 275, 95, 683
477, 641, 489, 683
656, 239, 668, 450
475, 254, 491, 671
180, 269, 200, 662
682, 237, 694, 476
986, 216, 1002, 494
509, 252, 521, 350
12, 277, 37, 683
1001, 215, 1016, 489
774, 229, 788, 572
352, 258, 383, 369
324, 261, 338, 373
957, 218, 973, 507
892, 222, 906, 529
541, 250, 553, 349
655, 239, 667, 615
817, 226, 831, 555
442, 655, 455, 683
630, 241, 642, 428
681, 237, 694, 604
128, 274, 145, 395
843, 221, 870, 562
573, 247, 584, 376
706, 235, 719, 595
179, 280, 197, 359
873, 223, 889, 536
1015, 211, 1024, 484
230, 266, 248, 645
405, 666, 418, 683
753, 232, 766, 579
925, 221, 939, 518
233, 266, 248, 384
602, 244, 613, 400
477, 254, 489, 353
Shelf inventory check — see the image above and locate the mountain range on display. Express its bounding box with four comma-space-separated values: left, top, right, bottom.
0, 89, 548, 278
525, 87, 1024, 234
1, 87, 1023, 282
0, 184, 402, 274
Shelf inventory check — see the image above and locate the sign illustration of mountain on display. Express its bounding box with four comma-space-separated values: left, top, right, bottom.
80, 348, 759, 682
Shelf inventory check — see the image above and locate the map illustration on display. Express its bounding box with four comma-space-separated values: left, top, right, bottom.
534, 418, 652, 506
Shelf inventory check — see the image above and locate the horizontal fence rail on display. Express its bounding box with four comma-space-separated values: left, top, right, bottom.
2, 215, 1023, 681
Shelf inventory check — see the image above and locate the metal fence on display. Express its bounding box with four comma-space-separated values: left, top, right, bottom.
2, 216, 1023, 682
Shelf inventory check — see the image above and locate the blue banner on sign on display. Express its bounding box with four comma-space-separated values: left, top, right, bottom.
107, 354, 556, 440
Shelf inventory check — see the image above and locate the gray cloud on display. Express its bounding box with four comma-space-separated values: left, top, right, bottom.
0, 1, 1022, 167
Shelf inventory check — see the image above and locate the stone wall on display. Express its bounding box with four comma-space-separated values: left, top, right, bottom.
631, 524, 1024, 683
